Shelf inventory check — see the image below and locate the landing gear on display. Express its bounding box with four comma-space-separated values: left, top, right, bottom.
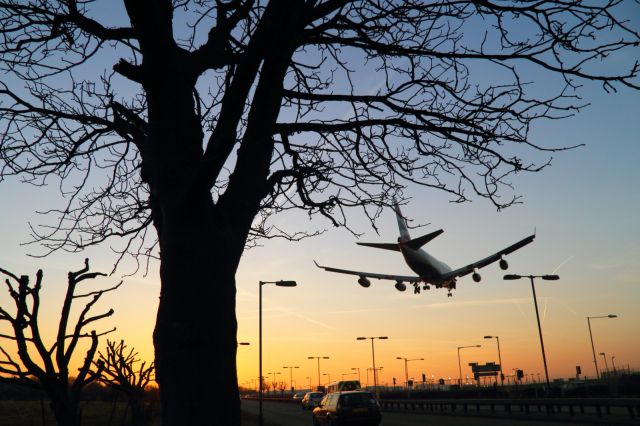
447, 291, 452, 297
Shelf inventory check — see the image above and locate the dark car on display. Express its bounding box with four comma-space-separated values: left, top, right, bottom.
301, 391, 324, 410
312, 390, 381, 426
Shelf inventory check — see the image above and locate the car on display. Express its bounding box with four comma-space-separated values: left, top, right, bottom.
292, 391, 306, 401
301, 391, 324, 410
312, 390, 381, 426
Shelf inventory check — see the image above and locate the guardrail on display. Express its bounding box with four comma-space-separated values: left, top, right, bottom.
380, 397, 640, 421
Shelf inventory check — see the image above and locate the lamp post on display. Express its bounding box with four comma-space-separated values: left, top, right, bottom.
283, 366, 299, 392
267, 371, 281, 394
586, 314, 618, 380
351, 367, 361, 384
484, 335, 504, 386
504, 274, 559, 392
259, 279, 297, 426
611, 356, 617, 375
308, 356, 330, 389
396, 357, 423, 399
599, 353, 609, 375
306, 376, 312, 390
357, 336, 388, 398
457, 345, 481, 386
323, 373, 331, 386
342, 372, 357, 380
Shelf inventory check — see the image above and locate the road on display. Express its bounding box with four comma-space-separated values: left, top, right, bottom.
241, 399, 616, 426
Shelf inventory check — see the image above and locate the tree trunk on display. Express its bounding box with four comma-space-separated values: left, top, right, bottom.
143, 61, 257, 426
153, 195, 243, 425
49, 393, 80, 426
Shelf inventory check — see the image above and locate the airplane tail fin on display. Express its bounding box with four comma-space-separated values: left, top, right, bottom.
405, 229, 444, 250
393, 197, 411, 242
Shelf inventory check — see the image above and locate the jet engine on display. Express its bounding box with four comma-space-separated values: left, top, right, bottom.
499, 258, 508, 270
358, 276, 371, 288
395, 281, 407, 292
472, 272, 481, 282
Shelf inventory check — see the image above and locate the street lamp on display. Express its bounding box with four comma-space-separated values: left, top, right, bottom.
611, 356, 617, 375
484, 335, 504, 386
267, 371, 281, 390
351, 367, 361, 384
308, 356, 330, 389
283, 366, 299, 391
238, 342, 250, 346
599, 353, 609, 375
323, 372, 331, 386
357, 336, 389, 398
259, 279, 297, 426
457, 345, 481, 386
504, 273, 559, 392
586, 314, 617, 380
396, 356, 423, 399
342, 372, 356, 380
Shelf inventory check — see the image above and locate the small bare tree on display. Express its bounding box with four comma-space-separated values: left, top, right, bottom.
0, 259, 120, 426
277, 381, 287, 396
93, 339, 155, 426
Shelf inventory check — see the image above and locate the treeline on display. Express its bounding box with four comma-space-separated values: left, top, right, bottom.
0, 378, 159, 402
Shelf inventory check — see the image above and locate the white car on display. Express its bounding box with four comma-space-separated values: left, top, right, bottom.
301, 391, 324, 410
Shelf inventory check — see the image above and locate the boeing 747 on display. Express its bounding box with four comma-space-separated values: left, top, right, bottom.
315, 201, 535, 296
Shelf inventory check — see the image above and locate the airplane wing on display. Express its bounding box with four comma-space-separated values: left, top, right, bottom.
441, 234, 535, 281
314, 261, 420, 283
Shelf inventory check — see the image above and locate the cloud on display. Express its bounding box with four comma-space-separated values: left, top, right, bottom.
589, 260, 627, 271
237, 288, 335, 330
415, 297, 530, 309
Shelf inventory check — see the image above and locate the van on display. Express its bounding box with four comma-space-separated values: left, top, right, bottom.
312, 390, 381, 426
326, 380, 361, 394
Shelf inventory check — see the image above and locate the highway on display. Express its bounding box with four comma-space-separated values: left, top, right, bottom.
241, 399, 612, 426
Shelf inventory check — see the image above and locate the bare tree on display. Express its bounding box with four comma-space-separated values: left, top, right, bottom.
0, 1, 638, 425
0, 259, 120, 426
93, 339, 155, 425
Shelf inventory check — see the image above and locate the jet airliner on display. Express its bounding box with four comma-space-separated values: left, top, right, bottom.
315, 201, 535, 296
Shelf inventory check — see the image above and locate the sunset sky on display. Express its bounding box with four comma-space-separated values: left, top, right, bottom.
1, 2, 638, 393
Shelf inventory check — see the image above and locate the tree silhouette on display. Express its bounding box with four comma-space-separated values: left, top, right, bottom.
0, 259, 120, 426
1, 1, 638, 425
93, 339, 155, 426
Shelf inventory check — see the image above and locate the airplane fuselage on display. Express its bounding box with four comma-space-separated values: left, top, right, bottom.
398, 242, 452, 284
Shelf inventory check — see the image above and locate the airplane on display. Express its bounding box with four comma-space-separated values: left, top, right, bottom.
314, 201, 535, 297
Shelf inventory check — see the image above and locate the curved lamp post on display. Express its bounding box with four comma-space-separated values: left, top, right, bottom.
396, 356, 423, 399
457, 345, 481, 386
484, 335, 503, 386
504, 274, 558, 392
587, 314, 617, 379
259, 280, 297, 426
